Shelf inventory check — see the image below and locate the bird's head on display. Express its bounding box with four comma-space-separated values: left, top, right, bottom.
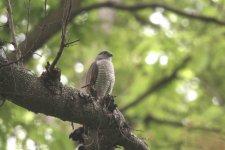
96, 50, 113, 61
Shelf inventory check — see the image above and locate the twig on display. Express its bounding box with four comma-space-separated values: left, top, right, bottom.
121, 56, 191, 112
0, 48, 31, 68
49, 0, 72, 71
6, 0, 22, 66
64, 39, 80, 47
25, 0, 31, 38
44, 0, 47, 16
2, 46, 9, 60
33, 52, 42, 58
71, 122, 74, 130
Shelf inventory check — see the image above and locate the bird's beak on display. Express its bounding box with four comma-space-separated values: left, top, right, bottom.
109, 53, 113, 57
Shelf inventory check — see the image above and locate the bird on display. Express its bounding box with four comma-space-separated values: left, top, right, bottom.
85, 50, 115, 104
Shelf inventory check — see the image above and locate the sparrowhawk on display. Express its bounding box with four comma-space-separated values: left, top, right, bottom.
85, 51, 115, 103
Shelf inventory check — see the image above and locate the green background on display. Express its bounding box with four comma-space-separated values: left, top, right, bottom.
1, 0, 225, 149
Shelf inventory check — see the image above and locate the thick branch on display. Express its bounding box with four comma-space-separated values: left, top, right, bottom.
0, 56, 149, 150
121, 56, 191, 112
14, 1, 224, 62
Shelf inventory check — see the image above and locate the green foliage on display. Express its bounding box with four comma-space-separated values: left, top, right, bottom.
1, 0, 225, 149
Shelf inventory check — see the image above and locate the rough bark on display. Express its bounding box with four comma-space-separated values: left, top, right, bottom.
0, 55, 149, 150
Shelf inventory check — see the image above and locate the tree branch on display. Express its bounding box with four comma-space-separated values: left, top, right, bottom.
10, 0, 81, 62
121, 56, 191, 112
144, 114, 224, 134
85, 1, 225, 25
6, 0, 22, 65
0, 55, 149, 150
12, 1, 224, 62
49, 0, 72, 71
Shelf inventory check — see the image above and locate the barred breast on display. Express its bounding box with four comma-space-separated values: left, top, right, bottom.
95, 59, 115, 99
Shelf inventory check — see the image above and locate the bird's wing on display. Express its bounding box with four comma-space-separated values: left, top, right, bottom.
86, 61, 98, 86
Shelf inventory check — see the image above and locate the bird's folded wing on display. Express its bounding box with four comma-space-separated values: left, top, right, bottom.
86, 61, 98, 86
